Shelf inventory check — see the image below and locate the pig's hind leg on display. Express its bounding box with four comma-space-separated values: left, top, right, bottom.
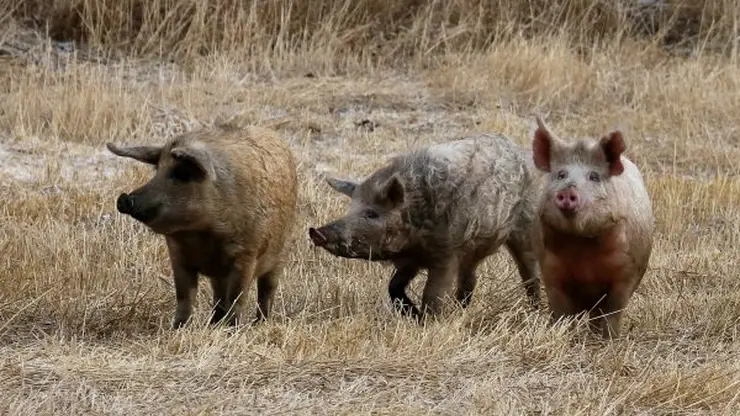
209, 277, 229, 325
455, 260, 479, 309
210, 258, 258, 327
223, 259, 258, 326
505, 236, 541, 307
254, 268, 280, 323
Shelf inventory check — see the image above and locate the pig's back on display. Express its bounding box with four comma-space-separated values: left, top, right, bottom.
195, 124, 298, 263
414, 134, 532, 246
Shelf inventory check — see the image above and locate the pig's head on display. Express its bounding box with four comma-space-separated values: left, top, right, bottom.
308, 173, 410, 261
107, 140, 218, 234
531, 117, 626, 236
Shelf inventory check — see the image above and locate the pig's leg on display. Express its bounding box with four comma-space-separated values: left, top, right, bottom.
388, 265, 420, 319
171, 260, 198, 329
591, 285, 631, 340
222, 258, 259, 326
210, 277, 228, 325
544, 283, 580, 328
421, 257, 459, 319
505, 237, 541, 306
254, 268, 280, 323
455, 260, 478, 308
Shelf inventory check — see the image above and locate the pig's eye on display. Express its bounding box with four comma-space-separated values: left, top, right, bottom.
169, 159, 207, 183
170, 164, 196, 183
588, 171, 600, 182
556, 170, 567, 180
363, 209, 379, 219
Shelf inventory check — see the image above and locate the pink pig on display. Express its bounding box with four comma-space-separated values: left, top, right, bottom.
530, 117, 655, 339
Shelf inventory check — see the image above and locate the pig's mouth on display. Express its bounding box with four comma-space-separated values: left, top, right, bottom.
308, 227, 329, 246
308, 227, 390, 261
558, 207, 579, 219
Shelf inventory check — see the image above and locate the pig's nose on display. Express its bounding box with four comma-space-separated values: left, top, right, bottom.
308, 227, 328, 247
555, 189, 580, 213
116, 193, 133, 214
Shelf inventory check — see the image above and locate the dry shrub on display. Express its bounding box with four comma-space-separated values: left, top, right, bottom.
6, 0, 740, 63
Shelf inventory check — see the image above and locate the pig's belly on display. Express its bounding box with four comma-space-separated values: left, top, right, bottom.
459, 229, 510, 262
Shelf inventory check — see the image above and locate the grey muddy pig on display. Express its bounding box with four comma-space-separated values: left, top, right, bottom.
308, 134, 541, 320
108, 123, 298, 328
530, 117, 654, 339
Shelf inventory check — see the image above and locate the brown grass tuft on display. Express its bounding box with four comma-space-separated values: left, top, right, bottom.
6, 0, 740, 64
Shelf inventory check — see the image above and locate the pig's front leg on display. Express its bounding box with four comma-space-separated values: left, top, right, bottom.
591, 283, 631, 340
388, 265, 421, 319
543, 281, 580, 329
421, 257, 459, 320
171, 261, 199, 329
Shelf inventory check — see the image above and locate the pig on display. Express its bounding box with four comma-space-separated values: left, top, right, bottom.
107, 122, 298, 329
308, 134, 541, 320
530, 117, 654, 339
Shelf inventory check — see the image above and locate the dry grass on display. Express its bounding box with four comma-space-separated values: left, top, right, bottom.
7, 0, 740, 63
1, 1, 740, 414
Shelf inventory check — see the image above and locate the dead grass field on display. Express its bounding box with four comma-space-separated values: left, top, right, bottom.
1, 1, 740, 414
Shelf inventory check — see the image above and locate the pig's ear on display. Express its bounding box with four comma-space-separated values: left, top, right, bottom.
326, 177, 358, 197
379, 175, 404, 208
106, 143, 162, 165
170, 146, 216, 181
532, 116, 558, 172
599, 131, 626, 176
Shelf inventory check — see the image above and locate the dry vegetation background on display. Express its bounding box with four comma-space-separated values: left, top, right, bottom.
1, 0, 740, 414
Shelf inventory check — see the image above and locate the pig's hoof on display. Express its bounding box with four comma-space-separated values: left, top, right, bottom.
251, 314, 268, 326
172, 317, 189, 329
409, 307, 423, 322
211, 312, 239, 328
209, 307, 229, 325
390, 301, 422, 322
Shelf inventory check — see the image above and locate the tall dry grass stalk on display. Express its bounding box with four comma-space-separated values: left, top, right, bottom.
4, 0, 740, 66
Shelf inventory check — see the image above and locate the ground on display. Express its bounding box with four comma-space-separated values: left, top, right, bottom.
1, 24, 740, 415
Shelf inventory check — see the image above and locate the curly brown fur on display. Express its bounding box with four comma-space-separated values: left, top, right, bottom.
108, 123, 298, 328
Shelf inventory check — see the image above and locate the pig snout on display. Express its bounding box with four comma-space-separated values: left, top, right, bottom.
116, 193, 134, 214
308, 222, 372, 260
555, 188, 581, 215
116, 192, 160, 224
308, 227, 329, 247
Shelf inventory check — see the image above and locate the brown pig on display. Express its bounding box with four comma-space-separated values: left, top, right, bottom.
108, 122, 298, 328
308, 134, 541, 320
530, 117, 654, 339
